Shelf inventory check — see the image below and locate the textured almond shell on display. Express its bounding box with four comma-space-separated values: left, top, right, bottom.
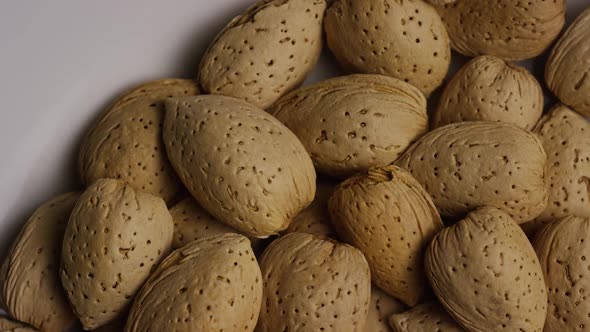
283, 179, 338, 240
169, 197, 262, 250
125, 234, 262, 332
365, 286, 404, 332
436, 0, 566, 60
79, 79, 199, 203
426, 0, 457, 6
425, 207, 547, 332
389, 301, 464, 332
522, 105, 590, 235
329, 165, 443, 306
163, 95, 316, 238
324, 0, 450, 96
0, 193, 79, 332
0, 317, 37, 332
269, 74, 428, 178
198, 0, 326, 109
257, 233, 371, 332
546, 7, 590, 116
60, 179, 173, 329
533, 216, 590, 332
396, 121, 548, 223
434, 56, 543, 130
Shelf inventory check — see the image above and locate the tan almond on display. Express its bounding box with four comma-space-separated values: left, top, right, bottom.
170, 197, 262, 250
269, 74, 428, 178
436, 0, 566, 60
522, 105, 590, 235
324, 0, 451, 96
60, 179, 173, 329
257, 233, 371, 332
125, 234, 262, 332
79, 78, 199, 203
546, 7, 590, 116
365, 286, 405, 332
199, 0, 326, 109
533, 216, 590, 332
283, 179, 338, 240
163, 95, 316, 238
396, 121, 548, 223
425, 207, 547, 332
329, 165, 444, 306
0, 317, 37, 332
0, 193, 79, 332
389, 301, 464, 332
434, 56, 543, 130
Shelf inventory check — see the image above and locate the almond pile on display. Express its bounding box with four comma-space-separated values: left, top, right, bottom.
1, 1, 590, 331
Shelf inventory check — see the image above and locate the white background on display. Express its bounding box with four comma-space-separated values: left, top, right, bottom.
0, 0, 587, 306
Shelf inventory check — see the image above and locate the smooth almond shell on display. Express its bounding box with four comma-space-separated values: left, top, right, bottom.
257, 233, 371, 332
324, 0, 451, 96
0, 193, 79, 332
329, 165, 444, 306
522, 105, 590, 235
546, 7, 590, 116
79, 79, 199, 203
199, 0, 326, 109
365, 286, 405, 332
125, 234, 262, 332
163, 95, 316, 238
434, 56, 543, 130
437, 0, 566, 60
0, 317, 37, 332
60, 179, 173, 329
533, 216, 590, 332
396, 121, 548, 223
389, 301, 464, 332
269, 74, 428, 178
283, 179, 338, 240
425, 207, 547, 332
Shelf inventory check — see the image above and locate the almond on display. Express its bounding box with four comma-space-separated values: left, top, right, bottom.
546, 7, 590, 117
125, 234, 262, 332
434, 56, 543, 130
396, 121, 548, 223
365, 286, 404, 332
257, 233, 371, 332
79, 79, 199, 203
0, 317, 36, 332
163, 95, 316, 238
199, 0, 326, 109
283, 179, 338, 240
329, 165, 443, 306
522, 105, 590, 235
425, 207, 547, 331
0, 193, 79, 332
533, 216, 590, 332
269, 74, 428, 178
436, 0, 565, 60
389, 301, 464, 332
60, 179, 173, 329
324, 0, 451, 96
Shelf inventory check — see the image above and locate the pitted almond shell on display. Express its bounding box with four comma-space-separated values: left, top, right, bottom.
0, 192, 79, 332
199, 0, 326, 109
78, 78, 199, 203
125, 234, 262, 332
257, 233, 371, 332
163, 95, 316, 238
269, 74, 428, 178
60, 179, 173, 330
425, 207, 547, 332
396, 121, 548, 223
389, 301, 464, 332
329, 165, 443, 306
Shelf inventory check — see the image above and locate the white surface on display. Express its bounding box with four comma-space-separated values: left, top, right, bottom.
0, 0, 587, 315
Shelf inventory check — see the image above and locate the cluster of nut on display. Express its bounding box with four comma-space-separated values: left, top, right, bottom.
1, 1, 590, 332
